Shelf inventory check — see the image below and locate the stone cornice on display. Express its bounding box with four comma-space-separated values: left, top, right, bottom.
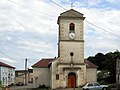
57, 62, 85, 66
59, 40, 84, 42
57, 16, 85, 24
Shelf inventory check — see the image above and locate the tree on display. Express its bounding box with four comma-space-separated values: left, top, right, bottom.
0, 81, 2, 88
87, 50, 120, 84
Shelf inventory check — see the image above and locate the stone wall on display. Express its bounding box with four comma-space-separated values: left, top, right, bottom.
33, 67, 50, 88
86, 68, 97, 82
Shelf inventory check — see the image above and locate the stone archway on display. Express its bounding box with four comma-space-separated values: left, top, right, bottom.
68, 72, 76, 88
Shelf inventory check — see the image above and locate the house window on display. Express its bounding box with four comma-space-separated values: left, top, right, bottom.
69, 23, 75, 32
6, 77, 7, 84
11, 78, 12, 83
3, 77, 4, 85
56, 74, 59, 80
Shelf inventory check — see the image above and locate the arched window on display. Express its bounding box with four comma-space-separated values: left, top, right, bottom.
69, 23, 75, 32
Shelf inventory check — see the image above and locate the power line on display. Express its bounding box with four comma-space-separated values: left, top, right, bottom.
85, 20, 120, 38
9, 0, 120, 38
27, 58, 39, 60
0, 49, 15, 60
50, 0, 67, 10
0, 49, 39, 62
7, 0, 120, 38
27, 60, 34, 64
50, 0, 120, 38
7, 0, 54, 18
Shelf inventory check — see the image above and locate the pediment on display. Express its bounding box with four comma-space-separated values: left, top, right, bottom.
60, 9, 84, 17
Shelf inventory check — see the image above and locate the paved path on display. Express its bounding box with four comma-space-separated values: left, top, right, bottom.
10, 84, 33, 90
10, 85, 82, 90
55, 88, 82, 90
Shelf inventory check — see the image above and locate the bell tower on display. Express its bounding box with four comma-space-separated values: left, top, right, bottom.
57, 9, 85, 64
51, 9, 86, 89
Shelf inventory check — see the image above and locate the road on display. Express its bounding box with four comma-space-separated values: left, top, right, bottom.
10, 84, 33, 90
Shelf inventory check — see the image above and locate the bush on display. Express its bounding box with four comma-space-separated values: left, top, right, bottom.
108, 84, 116, 88
0, 81, 2, 87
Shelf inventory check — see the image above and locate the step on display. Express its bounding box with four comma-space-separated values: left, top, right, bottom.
55, 88, 83, 90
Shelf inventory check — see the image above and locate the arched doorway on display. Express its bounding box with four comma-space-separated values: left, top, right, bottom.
68, 72, 76, 88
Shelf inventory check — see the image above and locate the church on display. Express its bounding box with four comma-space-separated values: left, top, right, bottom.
32, 9, 97, 89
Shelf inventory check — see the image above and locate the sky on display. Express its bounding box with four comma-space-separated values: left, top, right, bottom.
0, 0, 120, 70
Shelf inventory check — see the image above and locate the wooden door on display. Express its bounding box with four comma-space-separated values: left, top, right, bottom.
68, 73, 76, 88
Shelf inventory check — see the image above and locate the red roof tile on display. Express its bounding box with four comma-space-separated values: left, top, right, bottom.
0, 62, 15, 69
32, 58, 98, 68
32, 58, 55, 67
85, 60, 98, 68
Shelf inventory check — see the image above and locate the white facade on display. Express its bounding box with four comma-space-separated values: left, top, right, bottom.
0, 66, 15, 87
86, 68, 97, 82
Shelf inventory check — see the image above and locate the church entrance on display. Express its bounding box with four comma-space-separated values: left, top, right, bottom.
68, 72, 76, 88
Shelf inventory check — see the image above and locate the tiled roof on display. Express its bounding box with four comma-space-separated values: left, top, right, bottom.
32, 58, 98, 68
0, 62, 15, 69
85, 60, 98, 68
32, 58, 55, 67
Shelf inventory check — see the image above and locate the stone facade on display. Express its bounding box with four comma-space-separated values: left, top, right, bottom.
33, 67, 50, 87
51, 60, 86, 89
32, 9, 98, 89
32, 59, 97, 89
51, 9, 86, 89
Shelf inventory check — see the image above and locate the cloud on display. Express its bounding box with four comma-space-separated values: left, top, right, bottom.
6, 36, 12, 41
0, 0, 120, 69
76, 7, 120, 57
105, 0, 120, 3
17, 40, 57, 54
80, 8, 120, 35
0, 58, 15, 63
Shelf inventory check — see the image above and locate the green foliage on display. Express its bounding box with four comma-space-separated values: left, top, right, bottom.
97, 70, 110, 84
0, 81, 2, 88
87, 50, 120, 84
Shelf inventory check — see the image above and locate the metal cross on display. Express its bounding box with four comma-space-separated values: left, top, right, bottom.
71, 3, 74, 9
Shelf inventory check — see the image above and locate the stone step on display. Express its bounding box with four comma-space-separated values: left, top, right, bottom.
55, 88, 82, 90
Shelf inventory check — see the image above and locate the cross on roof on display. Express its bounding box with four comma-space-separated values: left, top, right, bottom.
71, 3, 74, 9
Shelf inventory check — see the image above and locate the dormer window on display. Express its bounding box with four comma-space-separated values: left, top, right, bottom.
69, 23, 75, 32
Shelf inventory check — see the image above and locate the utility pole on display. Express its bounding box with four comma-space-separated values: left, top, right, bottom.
116, 58, 120, 90
25, 58, 27, 85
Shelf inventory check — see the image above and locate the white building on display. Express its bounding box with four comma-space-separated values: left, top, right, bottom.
32, 9, 98, 89
0, 62, 15, 87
